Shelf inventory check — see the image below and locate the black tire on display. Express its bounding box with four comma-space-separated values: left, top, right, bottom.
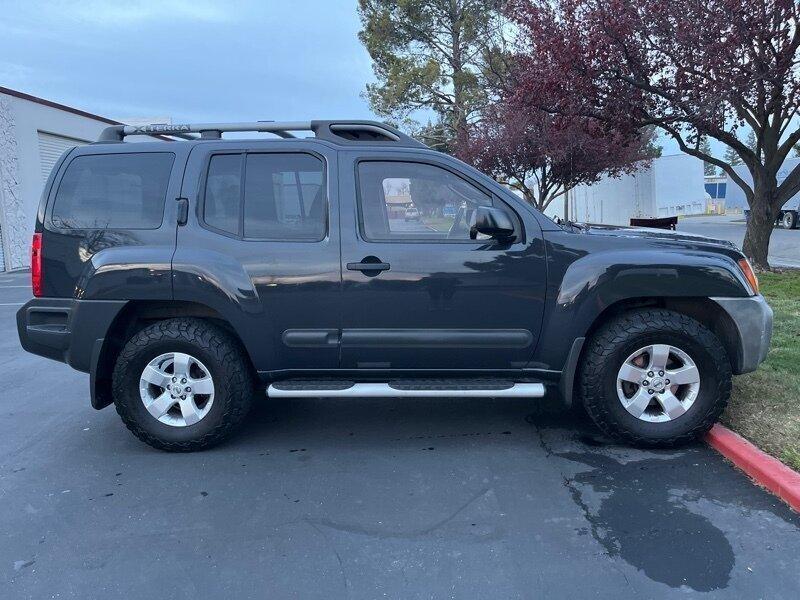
782, 211, 798, 230
579, 309, 731, 447
112, 318, 256, 451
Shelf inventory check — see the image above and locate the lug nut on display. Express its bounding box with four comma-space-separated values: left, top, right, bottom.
665, 379, 670, 385
181, 378, 187, 384
658, 370, 664, 376
643, 380, 649, 386
648, 389, 654, 394
172, 377, 177, 383
648, 371, 654, 377
181, 394, 186, 400
186, 387, 191, 393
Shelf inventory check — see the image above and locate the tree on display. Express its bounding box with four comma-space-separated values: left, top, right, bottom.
358, 0, 507, 148
699, 138, 716, 176
458, 102, 656, 211
512, 0, 800, 269
724, 145, 744, 167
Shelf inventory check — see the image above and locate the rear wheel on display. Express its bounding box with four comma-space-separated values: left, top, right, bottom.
782, 210, 797, 230
579, 309, 731, 447
112, 318, 256, 451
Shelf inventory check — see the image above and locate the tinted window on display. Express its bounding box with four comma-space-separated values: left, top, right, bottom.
243, 153, 326, 240
52, 153, 173, 229
357, 161, 492, 241
204, 154, 242, 235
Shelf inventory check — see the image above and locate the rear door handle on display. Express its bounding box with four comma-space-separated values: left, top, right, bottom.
346, 258, 390, 274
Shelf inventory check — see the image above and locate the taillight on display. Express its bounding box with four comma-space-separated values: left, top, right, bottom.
737, 257, 759, 295
31, 233, 43, 297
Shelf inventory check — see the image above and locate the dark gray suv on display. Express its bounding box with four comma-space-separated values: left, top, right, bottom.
17, 120, 772, 451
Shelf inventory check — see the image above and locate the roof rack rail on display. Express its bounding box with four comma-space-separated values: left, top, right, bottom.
97, 120, 427, 148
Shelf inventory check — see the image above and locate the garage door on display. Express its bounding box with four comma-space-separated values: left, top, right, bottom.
0, 132, 90, 271
37, 131, 89, 182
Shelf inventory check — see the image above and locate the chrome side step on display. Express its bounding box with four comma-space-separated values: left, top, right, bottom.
267, 381, 545, 399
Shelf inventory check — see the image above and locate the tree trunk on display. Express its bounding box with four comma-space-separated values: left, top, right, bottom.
742, 178, 780, 270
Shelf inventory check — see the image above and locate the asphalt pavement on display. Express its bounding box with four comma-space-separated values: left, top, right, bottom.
1, 270, 799, 599
678, 214, 800, 268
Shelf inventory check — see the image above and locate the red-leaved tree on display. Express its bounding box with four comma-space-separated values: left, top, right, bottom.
458, 102, 656, 212
510, 0, 800, 269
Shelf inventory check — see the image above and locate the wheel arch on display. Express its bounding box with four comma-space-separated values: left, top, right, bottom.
91, 300, 257, 409
561, 296, 741, 407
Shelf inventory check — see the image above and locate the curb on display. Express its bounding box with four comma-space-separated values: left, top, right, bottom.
706, 424, 800, 513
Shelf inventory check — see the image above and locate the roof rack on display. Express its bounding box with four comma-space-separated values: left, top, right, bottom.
97, 120, 427, 148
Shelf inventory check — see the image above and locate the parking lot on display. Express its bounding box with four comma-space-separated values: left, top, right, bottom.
678, 214, 800, 268
1, 270, 799, 599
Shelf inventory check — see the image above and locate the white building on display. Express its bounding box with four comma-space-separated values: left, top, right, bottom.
0, 86, 125, 271
545, 153, 706, 225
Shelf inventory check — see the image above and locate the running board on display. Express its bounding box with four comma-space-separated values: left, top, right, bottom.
266, 381, 546, 398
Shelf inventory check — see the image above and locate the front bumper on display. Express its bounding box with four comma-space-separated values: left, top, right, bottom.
17, 298, 127, 373
710, 295, 773, 374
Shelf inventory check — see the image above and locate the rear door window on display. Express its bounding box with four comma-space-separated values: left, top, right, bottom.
204, 154, 243, 235
51, 153, 174, 229
201, 152, 327, 241
243, 153, 326, 240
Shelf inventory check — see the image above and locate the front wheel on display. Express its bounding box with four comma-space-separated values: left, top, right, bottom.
579, 309, 731, 447
782, 211, 798, 230
112, 318, 256, 451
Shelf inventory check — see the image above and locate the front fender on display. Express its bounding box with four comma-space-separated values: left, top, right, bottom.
532, 245, 750, 371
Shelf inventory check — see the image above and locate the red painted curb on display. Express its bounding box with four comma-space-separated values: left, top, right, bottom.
706, 424, 800, 513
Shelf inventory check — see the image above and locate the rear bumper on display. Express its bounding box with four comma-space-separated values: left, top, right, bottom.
16, 298, 127, 373
710, 295, 773, 374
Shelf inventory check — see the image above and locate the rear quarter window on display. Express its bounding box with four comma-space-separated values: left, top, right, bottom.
51, 153, 174, 229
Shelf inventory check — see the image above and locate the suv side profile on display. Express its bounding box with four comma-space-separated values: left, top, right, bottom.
17, 120, 772, 451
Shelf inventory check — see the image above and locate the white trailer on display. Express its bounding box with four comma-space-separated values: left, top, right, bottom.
544, 154, 706, 225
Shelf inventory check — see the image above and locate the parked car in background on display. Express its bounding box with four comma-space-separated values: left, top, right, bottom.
17, 120, 772, 451
404, 206, 420, 221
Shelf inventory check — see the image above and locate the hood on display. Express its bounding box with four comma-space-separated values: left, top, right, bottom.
574, 222, 740, 251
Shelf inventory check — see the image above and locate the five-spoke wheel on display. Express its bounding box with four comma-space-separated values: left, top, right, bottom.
113, 318, 255, 451
616, 344, 700, 422
139, 352, 216, 427
580, 309, 731, 447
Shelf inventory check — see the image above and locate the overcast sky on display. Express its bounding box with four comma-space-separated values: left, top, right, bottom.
0, 0, 700, 159
0, 0, 377, 123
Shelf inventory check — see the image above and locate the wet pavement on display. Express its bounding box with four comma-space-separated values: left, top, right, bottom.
1, 271, 799, 599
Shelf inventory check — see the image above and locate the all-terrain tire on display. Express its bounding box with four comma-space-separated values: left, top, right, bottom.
112, 318, 256, 451
579, 309, 731, 447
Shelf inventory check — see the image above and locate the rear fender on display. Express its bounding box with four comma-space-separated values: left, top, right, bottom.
171, 249, 272, 369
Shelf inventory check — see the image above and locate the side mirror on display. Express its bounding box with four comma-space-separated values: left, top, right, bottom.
469, 206, 515, 240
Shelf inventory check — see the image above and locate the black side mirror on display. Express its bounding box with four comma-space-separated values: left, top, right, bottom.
469, 206, 514, 240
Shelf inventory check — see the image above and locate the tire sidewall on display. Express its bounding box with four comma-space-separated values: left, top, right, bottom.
597, 329, 723, 442
115, 337, 233, 445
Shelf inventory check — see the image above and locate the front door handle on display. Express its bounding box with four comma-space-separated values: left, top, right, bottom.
347, 257, 390, 275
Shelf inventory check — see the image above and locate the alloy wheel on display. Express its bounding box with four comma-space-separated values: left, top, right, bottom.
615, 344, 701, 423
138, 352, 215, 427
